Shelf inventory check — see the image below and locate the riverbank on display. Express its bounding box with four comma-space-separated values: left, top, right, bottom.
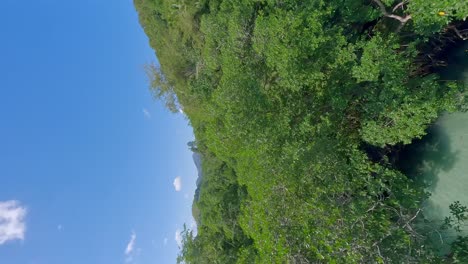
397, 41, 468, 255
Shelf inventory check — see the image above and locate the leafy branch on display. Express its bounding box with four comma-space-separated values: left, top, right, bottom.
371, 0, 412, 31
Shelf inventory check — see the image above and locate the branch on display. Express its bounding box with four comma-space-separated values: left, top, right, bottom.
371, 0, 412, 31
394, 14, 412, 32
372, 0, 388, 15
392, 0, 408, 12
403, 208, 421, 228
433, 229, 445, 245
387, 13, 412, 24
449, 26, 468, 40
366, 202, 381, 213
401, 209, 425, 239
376, 245, 385, 262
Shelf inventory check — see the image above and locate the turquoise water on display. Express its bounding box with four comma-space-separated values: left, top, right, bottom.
415, 42, 468, 247
423, 113, 468, 231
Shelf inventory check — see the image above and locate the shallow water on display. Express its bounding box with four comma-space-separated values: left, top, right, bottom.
413, 42, 468, 247
423, 113, 468, 227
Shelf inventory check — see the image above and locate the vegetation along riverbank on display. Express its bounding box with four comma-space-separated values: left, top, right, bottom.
134, 0, 468, 262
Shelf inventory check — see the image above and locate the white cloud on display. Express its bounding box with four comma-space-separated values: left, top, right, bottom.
142, 108, 151, 119
163, 237, 168, 246
173, 177, 182, 192
124, 231, 137, 263
125, 231, 136, 255
0, 200, 27, 245
190, 219, 198, 235
175, 229, 182, 247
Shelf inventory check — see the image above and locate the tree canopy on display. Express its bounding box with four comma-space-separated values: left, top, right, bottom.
134, 0, 468, 262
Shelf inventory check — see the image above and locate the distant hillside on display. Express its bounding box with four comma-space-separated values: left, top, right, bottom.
191, 152, 203, 225
192, 152, 203, 202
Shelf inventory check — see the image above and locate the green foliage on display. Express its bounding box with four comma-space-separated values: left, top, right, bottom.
438, 202, 468, 262
443, 201, 468, 232
134, 0, 468, 262
451, 236, 468, 263
409, 0, 468, 34
145, 63, 180, 112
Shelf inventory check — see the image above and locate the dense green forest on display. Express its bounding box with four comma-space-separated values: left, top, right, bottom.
134, 0, 468, 262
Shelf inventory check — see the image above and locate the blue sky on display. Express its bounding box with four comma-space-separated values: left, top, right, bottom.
0, 1, 197, 263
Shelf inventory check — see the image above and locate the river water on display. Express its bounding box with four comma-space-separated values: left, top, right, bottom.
402, 42, 468, 250
422, 112, 468, 241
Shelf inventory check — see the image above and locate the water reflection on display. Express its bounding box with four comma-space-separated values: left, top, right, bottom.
398, 123, 459, 193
